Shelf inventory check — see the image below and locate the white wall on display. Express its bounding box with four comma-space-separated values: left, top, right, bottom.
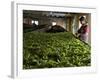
0, 0, 100, 80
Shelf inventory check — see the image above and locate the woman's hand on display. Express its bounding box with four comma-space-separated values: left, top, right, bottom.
75, 33, 80, 37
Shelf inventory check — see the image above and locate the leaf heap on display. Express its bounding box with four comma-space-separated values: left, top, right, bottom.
23, 32, 91, 69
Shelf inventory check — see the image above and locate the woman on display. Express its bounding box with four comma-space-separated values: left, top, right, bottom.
76, 16, 89, 43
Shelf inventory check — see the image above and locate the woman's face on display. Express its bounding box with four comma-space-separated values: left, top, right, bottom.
80, 20, 86, 25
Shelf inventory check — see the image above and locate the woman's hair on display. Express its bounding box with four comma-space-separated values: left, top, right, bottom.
79, 16, 88, 23
79, 16, 85, 21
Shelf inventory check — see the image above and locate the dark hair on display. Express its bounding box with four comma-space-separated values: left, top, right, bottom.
79, 16, 85, 21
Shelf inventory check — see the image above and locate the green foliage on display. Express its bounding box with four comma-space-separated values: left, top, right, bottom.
23, 32, 91, 69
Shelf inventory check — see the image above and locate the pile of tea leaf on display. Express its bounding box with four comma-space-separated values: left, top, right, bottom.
23, 32, 91, 69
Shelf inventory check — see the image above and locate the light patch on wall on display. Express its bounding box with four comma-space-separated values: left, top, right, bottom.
52, 22, 56, 26
31, 20, 35, 24
35, 21, 39, 25
32, 20, 39, 25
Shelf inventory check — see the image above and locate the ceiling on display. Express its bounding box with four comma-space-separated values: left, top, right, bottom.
23, 10, 75, 18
